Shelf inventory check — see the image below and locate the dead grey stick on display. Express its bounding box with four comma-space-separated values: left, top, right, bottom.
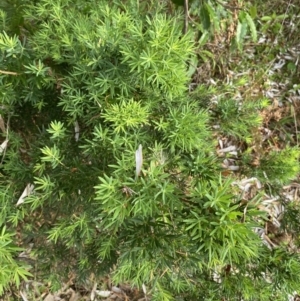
183, 0, 189, 34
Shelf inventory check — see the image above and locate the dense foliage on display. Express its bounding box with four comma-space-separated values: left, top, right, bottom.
0, 0, 300, 300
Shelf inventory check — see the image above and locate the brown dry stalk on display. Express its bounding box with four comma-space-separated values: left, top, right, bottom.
0, 69, 19, 75
0, 115, 6, 133
183, 0, 189, 34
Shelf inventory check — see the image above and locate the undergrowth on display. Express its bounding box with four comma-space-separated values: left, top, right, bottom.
0, 0, 300, 300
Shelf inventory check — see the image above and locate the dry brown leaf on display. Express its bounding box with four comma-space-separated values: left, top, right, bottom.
16, 184, 34, 206
0, 139, 8, 154
0, 115, 5, 133
20, 291, 29, 301
69, 291, 81, 301
44, 293, 55, 301
90, 281, 97, 301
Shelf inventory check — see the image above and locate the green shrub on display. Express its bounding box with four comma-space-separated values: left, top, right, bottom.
0, 0, 299, 300
0, 226, 32, 295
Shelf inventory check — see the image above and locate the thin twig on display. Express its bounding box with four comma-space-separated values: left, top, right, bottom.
291, 102, 299, 146
214, 0, 241, 10
0, 69, 19, 75
183, 0, 189, 34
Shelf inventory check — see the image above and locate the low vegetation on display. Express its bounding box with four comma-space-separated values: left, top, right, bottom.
0, 0, 300, 300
